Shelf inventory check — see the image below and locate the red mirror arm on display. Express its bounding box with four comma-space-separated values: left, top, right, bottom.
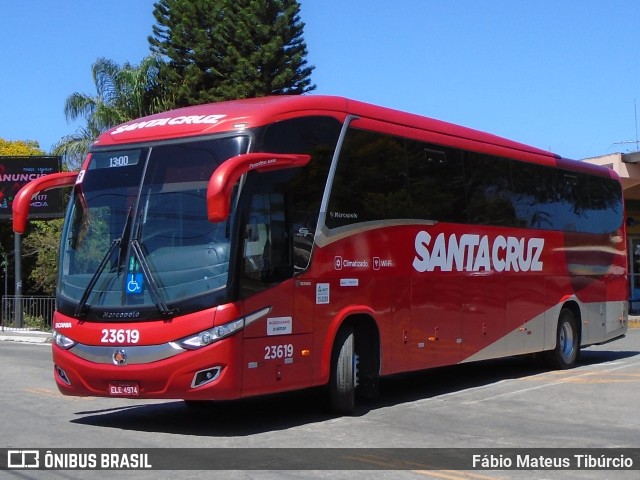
207, 153, 310, 222
12, 172, 78, 234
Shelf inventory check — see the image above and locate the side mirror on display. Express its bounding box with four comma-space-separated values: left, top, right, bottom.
12, 172, 79, 234
207, 152, 311, 222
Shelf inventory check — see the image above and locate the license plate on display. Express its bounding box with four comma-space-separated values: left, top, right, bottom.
108, 382, 139, 396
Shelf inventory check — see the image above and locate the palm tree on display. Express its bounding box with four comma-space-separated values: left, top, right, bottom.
53, 56, 170, 170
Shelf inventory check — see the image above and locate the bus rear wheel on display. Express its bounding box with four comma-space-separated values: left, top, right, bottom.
545, 308, 579, 369
329, 326, 358, 415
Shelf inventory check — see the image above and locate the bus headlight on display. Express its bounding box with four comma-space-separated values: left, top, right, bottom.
177, 318, 245, 350
175, 306, 271, 350
53, 331, 77, 350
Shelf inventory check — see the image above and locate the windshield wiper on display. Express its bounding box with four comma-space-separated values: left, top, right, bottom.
74, 208, 133, 318
128, 210, 175, 317
74, 208, 176, 319
74, 237, 121, 318
130, 239, 174, 317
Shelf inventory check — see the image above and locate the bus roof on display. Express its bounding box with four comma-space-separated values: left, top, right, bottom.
92, 95, 616, 180
94, 95, 544, 153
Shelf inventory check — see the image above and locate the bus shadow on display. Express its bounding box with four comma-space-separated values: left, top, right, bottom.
372, 348, 639, 410
71, 389, 334, 436
70, 348, 639, 436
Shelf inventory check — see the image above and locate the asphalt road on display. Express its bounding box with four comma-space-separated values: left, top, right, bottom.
1, 329, 639, 479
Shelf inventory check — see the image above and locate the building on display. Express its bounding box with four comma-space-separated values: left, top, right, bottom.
584, 152, 640, 311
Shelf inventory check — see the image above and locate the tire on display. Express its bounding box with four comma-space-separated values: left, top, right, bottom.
545, 308, 579, 369
329, 326, 358, 414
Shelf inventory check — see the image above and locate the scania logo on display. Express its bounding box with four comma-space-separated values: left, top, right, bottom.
112, 349, 127, 366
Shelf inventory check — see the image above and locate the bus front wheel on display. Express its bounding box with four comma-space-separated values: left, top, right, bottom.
329, 326, 358, 415
545, 308, 579, 369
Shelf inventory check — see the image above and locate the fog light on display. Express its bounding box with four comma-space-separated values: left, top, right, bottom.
191, 366, 222, 388
55, 365, 71, 385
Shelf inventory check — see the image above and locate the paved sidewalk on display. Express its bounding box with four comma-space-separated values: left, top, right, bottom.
0, 327, 52, 344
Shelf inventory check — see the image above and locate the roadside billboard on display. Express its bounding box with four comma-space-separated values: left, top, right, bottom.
0, 156, 62, 219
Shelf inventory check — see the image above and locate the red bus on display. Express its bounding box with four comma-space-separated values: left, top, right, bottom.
13, 96, 628, 413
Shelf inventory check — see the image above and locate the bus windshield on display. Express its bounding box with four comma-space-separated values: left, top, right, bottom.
59, 135, 249, 318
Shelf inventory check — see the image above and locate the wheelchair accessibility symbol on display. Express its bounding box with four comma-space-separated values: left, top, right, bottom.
126, 273, 144, 294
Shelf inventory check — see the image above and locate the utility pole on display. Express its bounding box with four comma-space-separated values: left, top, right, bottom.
611, 100, 640, 152
1, 252, 7, 328
14, 234, 22, 328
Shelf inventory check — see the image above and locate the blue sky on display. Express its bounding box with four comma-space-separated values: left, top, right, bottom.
2, 0, 640, 160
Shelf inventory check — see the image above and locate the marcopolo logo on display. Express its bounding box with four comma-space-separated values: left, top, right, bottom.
412, 231, 544, 273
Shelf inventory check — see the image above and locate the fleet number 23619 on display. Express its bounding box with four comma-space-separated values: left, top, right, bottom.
264, 344, 293, 360
101, 329, 140, 344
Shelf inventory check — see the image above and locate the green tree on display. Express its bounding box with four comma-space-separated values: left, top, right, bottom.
22, 218, 64, 295
149, 0, 315, 107
53, 55, 169, 170
0, 138, 43, 156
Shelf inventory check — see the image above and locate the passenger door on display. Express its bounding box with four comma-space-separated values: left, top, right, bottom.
238, 179, 313, 396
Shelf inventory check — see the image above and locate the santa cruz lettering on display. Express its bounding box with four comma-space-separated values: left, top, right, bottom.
413, 232, 544, 273
111, 114, 227, 135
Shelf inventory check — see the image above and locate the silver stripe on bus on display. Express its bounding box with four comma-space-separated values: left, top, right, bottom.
70, 342, 185, 365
